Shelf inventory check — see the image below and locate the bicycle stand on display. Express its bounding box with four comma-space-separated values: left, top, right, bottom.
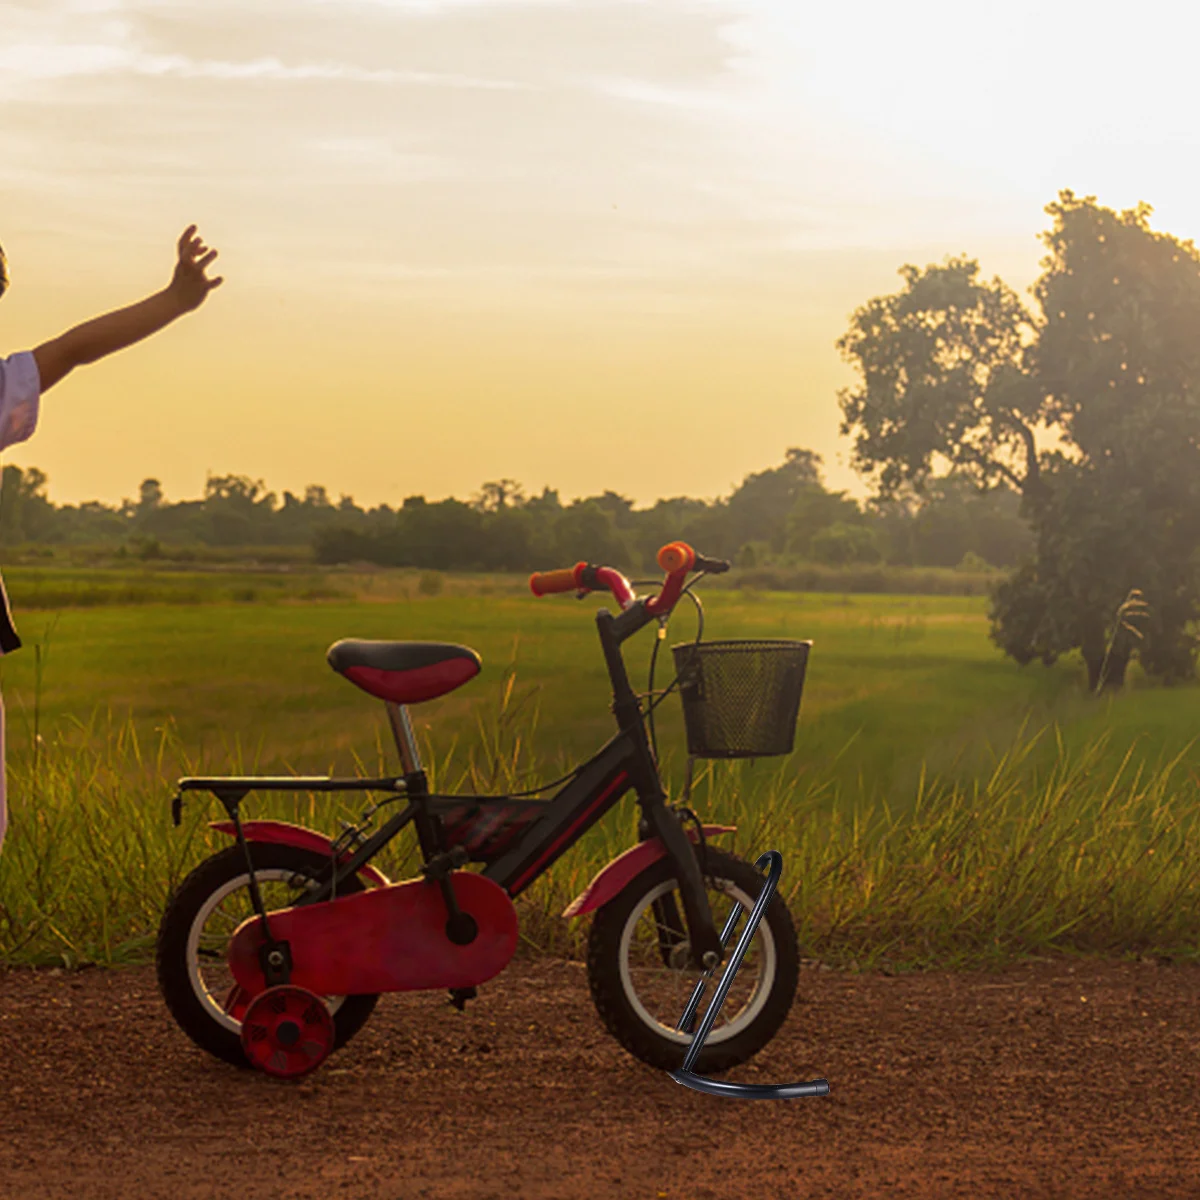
668, 850, 831, 1099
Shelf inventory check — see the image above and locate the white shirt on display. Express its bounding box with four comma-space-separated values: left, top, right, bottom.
0, 350, 37, 851
0, 351, 41, 451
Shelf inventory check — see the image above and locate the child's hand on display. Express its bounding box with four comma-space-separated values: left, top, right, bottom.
34, 225, 226, 392
168, 225, 223, 312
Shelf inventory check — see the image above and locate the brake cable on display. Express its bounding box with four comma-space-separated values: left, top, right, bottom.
638, 572, 707, 765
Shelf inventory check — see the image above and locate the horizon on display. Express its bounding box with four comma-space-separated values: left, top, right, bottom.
0, 443, 845, 511
4, 0, 1200, 510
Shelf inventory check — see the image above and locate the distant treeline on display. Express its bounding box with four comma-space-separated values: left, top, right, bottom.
0, 449, 1031, 573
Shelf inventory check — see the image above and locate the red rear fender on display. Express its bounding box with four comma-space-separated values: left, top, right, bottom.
562, 825, 735, 919
209, 819, 391, 888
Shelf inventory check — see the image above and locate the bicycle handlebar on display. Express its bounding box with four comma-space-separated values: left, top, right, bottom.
529, 563, 636, 608
528, 541, 729, 617
528, 564, 585, 596
657, 542, 693, 573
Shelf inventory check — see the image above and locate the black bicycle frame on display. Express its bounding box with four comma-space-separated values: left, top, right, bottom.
173, 595, 727, 971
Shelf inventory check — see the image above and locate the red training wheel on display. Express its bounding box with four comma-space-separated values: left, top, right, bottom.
239, 985, 335, 1079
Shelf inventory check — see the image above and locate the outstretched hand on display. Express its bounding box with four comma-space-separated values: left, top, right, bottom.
33, 224, 226, 394
168, 225, 223, 312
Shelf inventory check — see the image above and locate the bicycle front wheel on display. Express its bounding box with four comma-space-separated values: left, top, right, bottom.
585, 847, 800, 1073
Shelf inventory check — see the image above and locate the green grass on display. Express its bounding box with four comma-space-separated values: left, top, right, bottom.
1, 568, 1198, 969
1, 581, 1193, 802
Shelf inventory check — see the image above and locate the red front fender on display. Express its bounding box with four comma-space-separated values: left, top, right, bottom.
209, 819, 391, 888
562, 825, 735, 919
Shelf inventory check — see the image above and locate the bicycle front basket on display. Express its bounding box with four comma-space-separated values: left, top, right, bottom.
671, 639, 811, 759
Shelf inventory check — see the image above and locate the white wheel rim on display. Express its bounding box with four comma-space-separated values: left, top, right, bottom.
185, 868, 349, 1035
617, 876, 777, 1047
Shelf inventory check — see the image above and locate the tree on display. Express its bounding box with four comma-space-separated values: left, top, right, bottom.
882, 474, 1031, 569
987, 467, 1153, 688
138, 478, 164, 512
202, 473, 278, 545
633, 496, 716, 568
837, 259, 1041, 499
838, 190, 1200, 687
809, 522, 880, 565
473, 479, 526, 512
551, 500, 630, 569
394, 498, 487, 569
0, 465, 51, 544
784, 485, 864, 558
592, 491, 637, 528
725, 448, 827, 554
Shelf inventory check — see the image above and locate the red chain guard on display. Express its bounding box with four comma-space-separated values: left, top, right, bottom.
226, 872, 518, 997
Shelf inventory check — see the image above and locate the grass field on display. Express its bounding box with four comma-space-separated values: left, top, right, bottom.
0, 570, 1193, 796
1, 566, 1198, 969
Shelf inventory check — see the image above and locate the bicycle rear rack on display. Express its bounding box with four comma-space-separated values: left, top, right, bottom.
669, 850, 831, 1099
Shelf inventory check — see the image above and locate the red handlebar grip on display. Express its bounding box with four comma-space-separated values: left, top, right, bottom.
657, 542, 695, 573
529, 564, 585, 596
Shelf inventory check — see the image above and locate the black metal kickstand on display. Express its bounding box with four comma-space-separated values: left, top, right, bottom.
669, 850, 831, 1099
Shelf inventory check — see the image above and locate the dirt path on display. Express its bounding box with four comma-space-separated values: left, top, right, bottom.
2, 957, 1199, 1199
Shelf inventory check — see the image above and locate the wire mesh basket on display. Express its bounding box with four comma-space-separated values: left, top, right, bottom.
671, 639, 811, 759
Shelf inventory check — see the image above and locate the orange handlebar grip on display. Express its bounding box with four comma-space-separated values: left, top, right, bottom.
529, 564, 585, 596
656, 542, 695, 573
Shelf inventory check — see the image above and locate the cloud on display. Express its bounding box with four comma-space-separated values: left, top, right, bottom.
0, 0, 816, 301
586, 75, 750, 117
306, 135, 454, 183
0, 42, 527, 88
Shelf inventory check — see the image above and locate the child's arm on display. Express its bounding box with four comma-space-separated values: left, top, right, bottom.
32, 225, 223, 393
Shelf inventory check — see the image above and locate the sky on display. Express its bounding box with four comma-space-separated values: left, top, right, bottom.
3, 0, 1200, 511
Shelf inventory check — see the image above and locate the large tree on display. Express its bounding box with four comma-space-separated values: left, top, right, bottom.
838, 191, 1200, 688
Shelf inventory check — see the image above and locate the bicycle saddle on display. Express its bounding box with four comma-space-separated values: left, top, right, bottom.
327, 639, 482, 705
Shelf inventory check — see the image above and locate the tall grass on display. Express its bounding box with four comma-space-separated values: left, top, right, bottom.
2, 670, 1199, 969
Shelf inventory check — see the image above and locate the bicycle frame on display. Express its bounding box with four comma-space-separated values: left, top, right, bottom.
173, 589, 727, 972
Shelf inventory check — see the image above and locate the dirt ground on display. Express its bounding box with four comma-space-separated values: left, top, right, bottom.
2, 956, 1199, 1199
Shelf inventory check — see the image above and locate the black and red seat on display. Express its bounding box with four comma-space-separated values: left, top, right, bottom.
327, 639, 481, 705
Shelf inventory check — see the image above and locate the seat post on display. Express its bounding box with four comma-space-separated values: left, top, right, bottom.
385, 702, 424, 775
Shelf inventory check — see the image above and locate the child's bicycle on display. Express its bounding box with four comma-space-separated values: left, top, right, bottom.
156, 541, 815, 1081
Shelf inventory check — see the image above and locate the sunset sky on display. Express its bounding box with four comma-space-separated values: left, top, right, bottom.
3, 0, 1199, 511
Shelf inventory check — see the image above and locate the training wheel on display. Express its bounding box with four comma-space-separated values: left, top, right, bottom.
240, 985, 335, 1079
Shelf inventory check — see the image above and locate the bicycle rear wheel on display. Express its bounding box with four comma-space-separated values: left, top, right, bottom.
156, 843, 380, 1068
